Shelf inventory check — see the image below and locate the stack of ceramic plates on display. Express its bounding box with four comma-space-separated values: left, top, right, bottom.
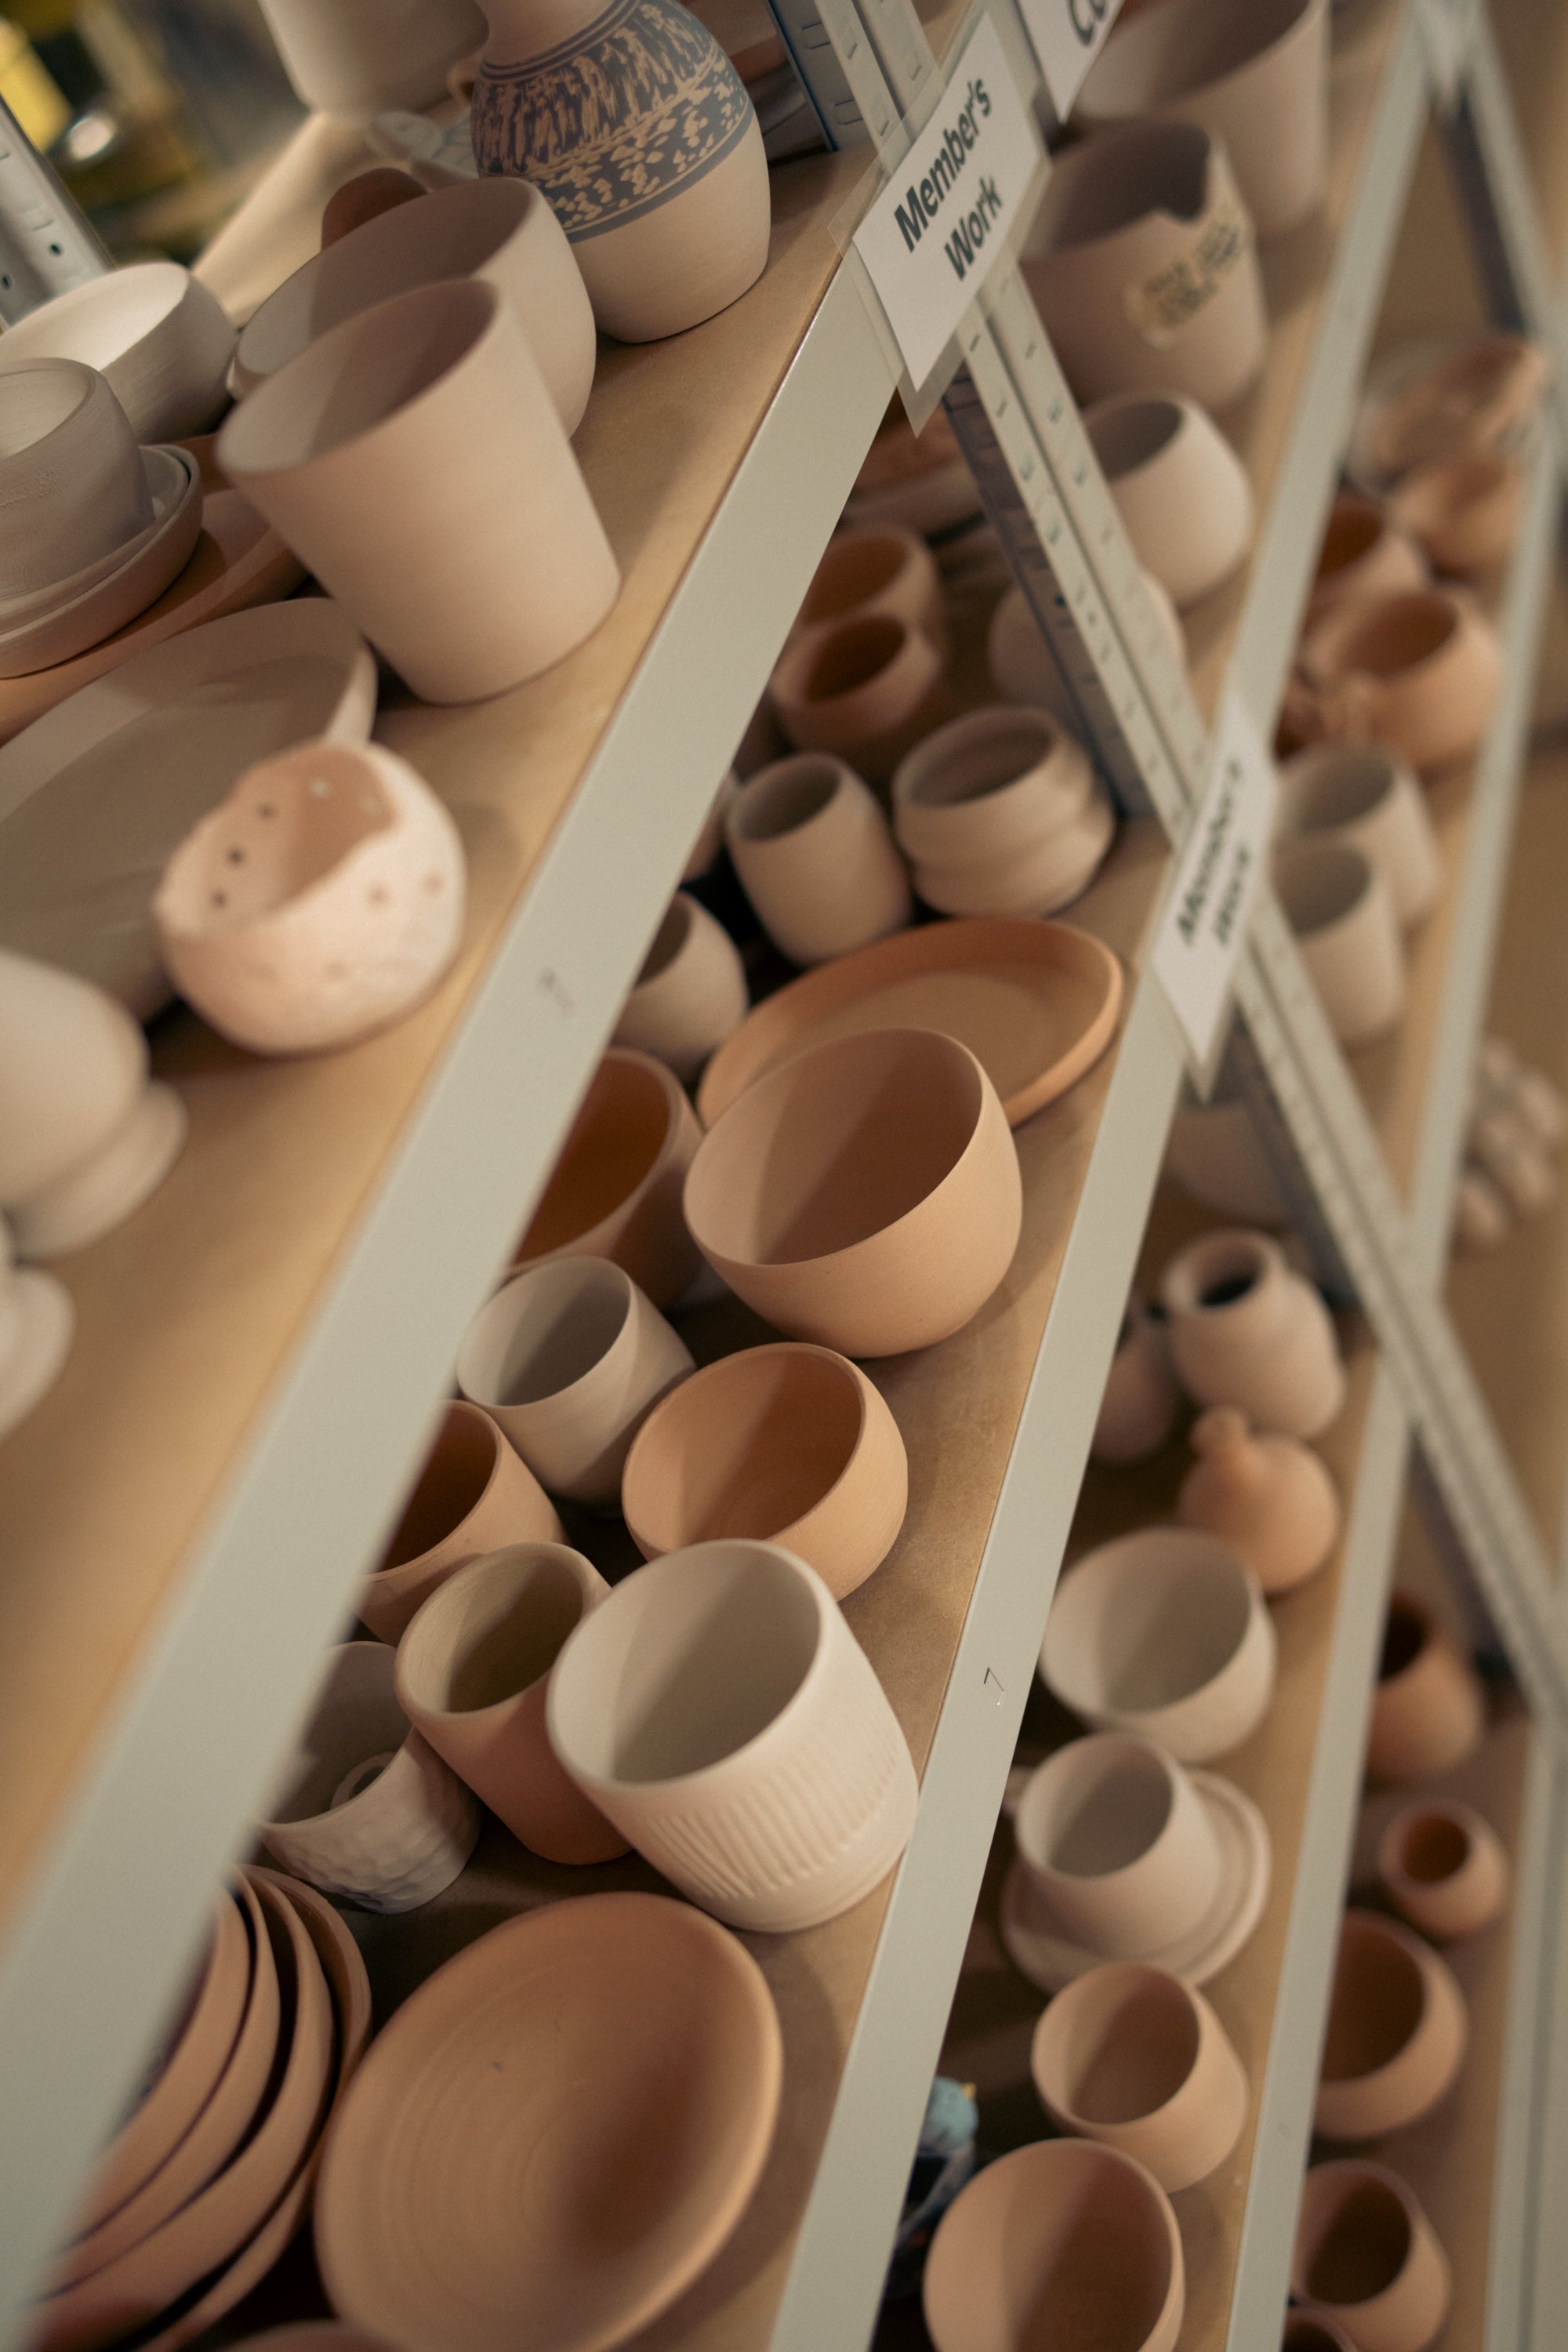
36, 1867, 369, 2352
0, 444, 205, 681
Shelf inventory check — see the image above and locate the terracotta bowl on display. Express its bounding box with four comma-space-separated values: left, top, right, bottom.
246, 1866, 373, 2084
1376, 1798, 1508, 1941
1307, 493, 1428, 627
1314, 1911, 1467, 2142
1029, 1961, 1248, 2191
1388, 452, 1523, 577
358, 1399, 564, 1641
683, 1025, 1022, 1357
1291, 2161, 1451, 2352
1367, 1590, 1485, 1783
511, 1046, 702, 1309
315, 1893, 782, 2352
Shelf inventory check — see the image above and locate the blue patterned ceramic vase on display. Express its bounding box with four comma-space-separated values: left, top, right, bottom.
471, 0, 771, 342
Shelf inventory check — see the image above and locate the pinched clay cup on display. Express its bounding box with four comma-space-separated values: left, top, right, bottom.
725, 754, 911, 966
1280, 744, 1440, 929
512, 1047, 703, 1308
1306, 494, 1429, 628
357, 1400, 564, 1642
791, 525, 946, 655
1177, 1407, 1341, 1594
1092, 1298, 1181, 1465
768, 612, 953, 783
1315, 1911, 1468, 2141
891, 706, 1116, 918
683, 1026, 1022, 1357
1274, 840, 1406, 1050
1290, 588, 1503, 776
1377, 1799, 1508, 1941
1388, 452, 1523, 578
1367, 1591, 1485, 1783
1160, 1228, 1346, 1439
1029, 1961, 1248, 2191
1013, 1734, 1223, 1962
1085, 392, 1253, 608
1291, 2161, 1451, 2352
612, 891, 748, 1083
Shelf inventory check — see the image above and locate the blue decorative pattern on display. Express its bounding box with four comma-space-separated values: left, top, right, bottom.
473, 0, 755, 244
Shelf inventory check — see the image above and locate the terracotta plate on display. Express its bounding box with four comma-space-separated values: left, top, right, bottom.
315, 1891, 783, 2352
696, 918, 1123, 1129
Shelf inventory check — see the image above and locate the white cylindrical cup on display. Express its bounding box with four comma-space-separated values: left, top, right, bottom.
1013, 1735, 1221, 1961
1276, 840, 1406, 1048
1281, 743, 1440, 928
726, 753, 911, 965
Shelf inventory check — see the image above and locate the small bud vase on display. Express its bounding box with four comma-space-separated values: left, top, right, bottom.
1177, 1406, 1340, 1593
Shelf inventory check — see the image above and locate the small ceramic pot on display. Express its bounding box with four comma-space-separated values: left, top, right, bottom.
1092, 1298, 1181, 1465
154, 738, 466, 1056
922, 2138, 1185, 2352
1021, 122, 1266, 411
320, 169, 425, 249
1290, 589, 1503, 776
1280, 744, 1440, 928
395, 1541, 628, 1864
1388, 452, 1523, 578
1292, 2161, 1452, 2352
257, 1642, 479, 1911
1177, 1407, 1341, 1594
1358, 332, 1551, 480
0, 1210, 72, 1439
456, 1256, 693, 1506
1029, 1961, 1248, 2191
511, 1046, 702, 1308
1306, 495, 1429, 627
0, 359, 151, 599
989, 572, 1185, 718
1377, 1799, 1509, 1940
1275, 840, 1406, 1050
234, 173, 594, 437
725, 754, 911, 965
1164, 1072, 1291, 1225
768, 612, 953, 784
546, 1537, 919, 1931
1283, 2314, 1362, 2352
1042, 1527, 1276, 1762
1013, 1735, 1223, 1961
1085, 392, 1253, 608
0, 264, 234, 441
1315, 1910, 1468, 2141
611, 891, 748, 1082
683, 1025, 1022, 1356
620, 1341, 907, 1597
792, 525, 946, 655
357, 1399, 564, 1641
218, 278, 619, 705
257, 0, 486, 111
1367, 1591, 1485, 1783
891, 706, 1116, 918
1160, 1228, 1346, 1439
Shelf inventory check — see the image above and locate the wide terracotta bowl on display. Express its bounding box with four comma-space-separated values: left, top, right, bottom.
1314, 1911, 1467, 2142
683, 1025, 1022, 1357
512, 1046, 702, 1308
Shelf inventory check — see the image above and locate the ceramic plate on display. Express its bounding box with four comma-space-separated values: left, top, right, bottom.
0, 599, 377, 1016
696, 917, 1123, 1128
315, 1891, 783, 2352
0, 447, 205, 678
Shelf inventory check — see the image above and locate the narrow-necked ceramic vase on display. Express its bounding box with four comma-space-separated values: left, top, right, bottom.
1177, 1406, 1341, 1593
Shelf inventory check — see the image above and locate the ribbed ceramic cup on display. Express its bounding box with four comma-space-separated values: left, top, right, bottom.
768, 612, 953, 782
611, 892, 748, 1083
1367, 1591, 1485, 1782
1291, 2161, 1451, 2352
511, 1047, 703, 1308
1012, 1734, 1222, 1961
1281, 744, 1440, 928
725, 754, 911, 965
1308, 494, 1429, 626
546, 1538, 918, 1932
358, 1400, 564, 1642
1276, 840, 1406, 1048
1085, 392, 1253, 608
1029, 1961, 1249, 2191
1315, 1911, 1468, 2142
1160, 1227, 1346, 1439
792, 525, 946, 654
0, 358, 151, 598
1377, 1800, 1508, 1941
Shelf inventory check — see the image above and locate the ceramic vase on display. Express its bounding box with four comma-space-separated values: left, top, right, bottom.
891, 705, 1116, 917
1164, 1073, 1291, 1225
1367, 1590, 1485, 1782
1307, 495, 1429, 627
470, 0, 771, 342
1177, 1407, 1340, 1593
768, 612, 953, 783
1275, 841, 1406, 1050
0, 360, 152, 600
792, 525, 946, 655
1084, 392, 1254, 608
725, 754, 911, 964
258, 0, 485, 110
1315, 1910, 1468, 2141
1377, 1799, 1508, 1940
1029, 1961, 1248, 2191
217, 279, 619, 705
1289, 588, 1503, 776
1291, 2161, 1452, 2352
1160, 1228, 1346, 1438
1358, 332, 1550, 481
1092, 1297, 1181, 1465
357, 1399, 564, 1642
611, 890, 748, 1080
1281, 744, 1440, 929
0, 267, 234, 443
511, 1045, 703, 1306
1021, 122, 1266, 411
395, 1541, 628, 1863
683, 1025, 1022, 1356
546, 1537, 919, 1931
1388, 452, 1523, 578
456, 1255, 693, 1506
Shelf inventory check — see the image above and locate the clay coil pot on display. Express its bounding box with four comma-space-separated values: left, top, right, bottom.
891, 706, 1117, 918
683, 1025, 1022, 1357
1377, 1799, 1508, 1941
1388, 452, 1523, 578
510, 1046, 702, 1308
1084, 391, 1253, 608
1290, 588, 1503, 776
256, 0, 485, 113
725, 753, 911, 966
395, 1541, 628, 1864
612, 891, 748, 1083
546, 1538, 918, 1931
1280, 744, 1440, 930
358, 1399, 564, 1642
456, 1257, 693, 1507
1029, 1961, 1248, 2190
1164, 1072, 1291, 1226
1307, 495, 1429, 628
0, 359, 152, 599
768, 612, 953, 783
1275, 840, 1406, 1051
620, 1341, 907, 1597
921, 2138, 1185, 2352
792, 525, 946, 655
1091, 1298, 1180, 1465
1359, 332, 1550, 480
0, 266, 234, 443
1160, 1228, 1346, 1439
1367, 1591, 1485, 1783
1177, 1407, 1341, 1594
1291, 2161, 1451, 2352
1315, 1910, 1468, 2142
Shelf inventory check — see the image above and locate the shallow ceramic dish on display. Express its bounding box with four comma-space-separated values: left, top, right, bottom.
0, 447, 204, 678
315, 1892, 782, 2352
0, 600, 376, 1015
697, 916, 1123, 1127
0, 262, 234, 441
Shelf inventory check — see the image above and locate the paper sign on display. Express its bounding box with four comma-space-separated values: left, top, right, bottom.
852, 13, 1043, 390
1421, 0, 1473, 107
1152, 695, 1279, 1067
1015, 0, 1124, 120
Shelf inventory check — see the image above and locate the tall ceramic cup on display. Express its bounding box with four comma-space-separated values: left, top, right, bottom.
1013, 1735, 1222, 1959
726, 754, 910, 964
1275, 840, 1406, 1049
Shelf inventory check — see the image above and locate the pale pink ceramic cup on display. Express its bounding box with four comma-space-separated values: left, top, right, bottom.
1029, 1961, 1248, 2190
1013, 1734, 1222, 1959
1376, 1798, 1508, 1940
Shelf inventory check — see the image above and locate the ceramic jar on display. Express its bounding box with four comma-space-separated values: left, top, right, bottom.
470, 0, 770, 342
683, 1025, 1022, 1356
725, 755, 911, 964
1281, 744, 1440, 929
1291, 2161, 1452, 2352
891, 706, 1116, 917
1315, 1910, 1468, 2141
1377, 1799, 1508, 1940
0, 947, 186, 1260
1357, 332, 1550, 481
395, 1541, 628, 1863
1289, 588, 1503, 775
922, 2139, 1185, 2352
217, 279, 619, 705
1029, 1961, 1248, 2191
1307, 495, 1429, 627
456, 1256, 693, 1506
512, 1045, 702, 1306
620, 1341, 907, 1597
1388, 452, 1523, 577
792, 526, 946, 655
1275, 841, 1406, 1050
768, 612, 953, 783
1367, 1590, 1485, 1782
0, 265, 234, 441
1160, 1228, 1346, 1439
1021, 122, 1266, 411
1163, 1072, 1291, 1225
0, 360, 151, 599
1092, 1298, 1181, 1465
357, 1399, 564, 1641
0, 1212, 72, 1440
611, 890, 748, 1080
1084, 393, 1254, 608
258, 0, 485, 110
546, 1537, 919, 1931
1177, 1407, 1341, 1593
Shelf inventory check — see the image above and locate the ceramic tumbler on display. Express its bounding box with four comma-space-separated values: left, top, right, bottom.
1029, 1962, 1249, 2190
611, 892, 748, 1083
1177, 1407, 1341, 1594
768, 612, 953, 783
1012, 1734, 1223, 1961
257, 0, 485, 111
1306, 494, 1429, 627
1160, 1228, 1346, 1439
0, 358, 151, 599
1367, 1590, 1485, 1782
511, 1047, 703, 1308
725, 755, 911, 965
1291, 2161, 1451, 2352
1281, 744, 1440, 928
1290, 588, 1503, 775
357, 1400, 564, 1641
1084, 392, 1253, 608
1092, 1298, 1181, 1465
1315, 1910, 1467, 2142
792, 525, 946, 654
1377, 1799, 1508, 1940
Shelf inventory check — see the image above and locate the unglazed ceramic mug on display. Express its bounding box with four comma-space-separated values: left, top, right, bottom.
1159, 1227, 1346, 1439
0, 358, 151, 599
768, 612, 953, 782
1012, 1734, 1223, 1960
1280, 743, 1440, 928
725, 753, 911, 965
1314, 1910, 1467, 2143
1029, 1961, 1249, 2190
1274, 840, 1406, 1048
1376, 1799, 1508, 1941
357, 1399, 564, 1642
546, 1537, 919, 1932
891, 705, 1116, 917
1084, 392, 1254, 608
1291, 2161, 1451, 2352
611, 891, 748, 1083
1306, 494, 1429, 627
510, 1046, 703, 1308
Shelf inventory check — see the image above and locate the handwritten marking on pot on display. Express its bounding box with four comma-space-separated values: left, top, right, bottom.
1152, 691, 1277, 1067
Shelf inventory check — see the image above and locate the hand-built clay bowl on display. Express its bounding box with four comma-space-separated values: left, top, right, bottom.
0, 264, 234, 441
922, 2138, 1185, 2352
891, 705, 1116, 918
684, 1025, 1022, 1357
1377, 1798, 1508, 1940
0, 358, 151, 600
620, 1341, 908, 1597
792, 524, 946, 654
315, 1892, 782, 2352
1315, 1910, 1467, 2142
1306, 494, 1429, 628
1280, 742, 1440, 929
1275, 840, 1406, 1050
1083, 391, 1253, 608
1291, 2160, 1451, 2352
511, 1046, 702, 1309
358, 1398, 564, 1642
768, 611, 953, 783
612, 890, 749, 1084
1029, 1960, 1248, 2191
1367, 1590, 1485, 1783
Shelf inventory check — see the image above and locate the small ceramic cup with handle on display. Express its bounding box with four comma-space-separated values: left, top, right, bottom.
725, 753, 911, 965
1274, 840, 1406, 1050
1280, 742, 1440, 929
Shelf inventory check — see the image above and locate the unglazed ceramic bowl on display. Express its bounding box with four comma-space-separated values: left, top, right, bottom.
1306, 494, 1429, 627
1092, 1298, 1181, 1465
1029, 1961, 1248, 2191
726, 753, 911, 965
510, 1046, 702, 1308
891, 705, 1116, 917
1275, 839, 1406, 1049
1315, 1910, 1467, 2141
1367, 1591, 1485, 1782
0, 263, 234, 441
1352, 332, 1550, 482
612, 891, 749, 1083
357, 1399, 564, 1642
1291, 2161, 1451, 2352
0, 444, 204, 681
683, 1025, 1022, 1356
1160, 1227, 1346, 1439
768, 611, 953, 782
1280, 743, 1440, 928
791, 524, 946, 652
0, 358, 151, 600
1290, 587, 1503, 775
1377, 1799, 1508, 1941
1084, 392, 1253, 608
